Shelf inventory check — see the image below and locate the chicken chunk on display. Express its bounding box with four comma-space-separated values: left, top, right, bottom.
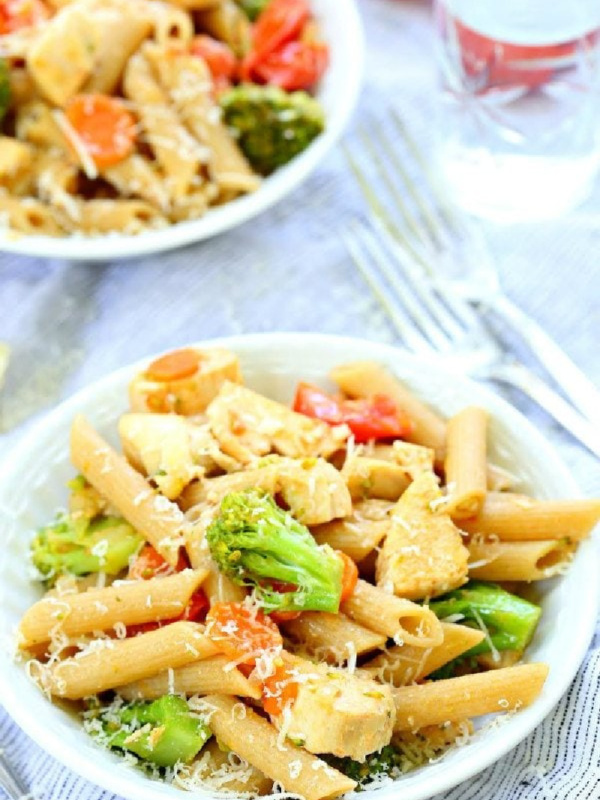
371, 441, 435, 480
283, 663, 396, 762
179, 462, 280, 511
206, 382, 349, 464
342, 455, 411, 502
277, 458, 351, 525
119, 413, 239, 500
311, 499, 393, 563
129, 348, 242, 415
376, 472, 469, 600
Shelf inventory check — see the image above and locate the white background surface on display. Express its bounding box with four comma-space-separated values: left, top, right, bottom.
0, 1, 599, 799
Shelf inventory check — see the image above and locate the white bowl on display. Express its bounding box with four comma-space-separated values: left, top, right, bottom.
0, 333, 597, 800
0, 0, 363, 262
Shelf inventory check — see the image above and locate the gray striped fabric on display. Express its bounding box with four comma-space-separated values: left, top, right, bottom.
1, 0, 599, 798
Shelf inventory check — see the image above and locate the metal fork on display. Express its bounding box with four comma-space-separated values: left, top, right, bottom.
342, 219, 600, 459
345, 109, 600, 429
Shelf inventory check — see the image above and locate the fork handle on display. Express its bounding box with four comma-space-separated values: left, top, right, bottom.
483, 362, 600, 459
485, 294, 600, 427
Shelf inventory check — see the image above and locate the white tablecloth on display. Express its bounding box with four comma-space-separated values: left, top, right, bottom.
1, 1, 599, 798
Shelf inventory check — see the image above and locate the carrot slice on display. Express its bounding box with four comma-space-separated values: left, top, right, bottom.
262, 661, 299, 716
338, 551, 359, 603
146, 348, 202, 382
206, 602, 283, 664
65, 94, 137, 169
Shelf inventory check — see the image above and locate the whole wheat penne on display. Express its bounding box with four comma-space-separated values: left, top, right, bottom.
175, 739, 273, 796
362, 622, 485, 686
341, 580, 443, 647
44, 621, 218, 699
467, 538, 576, 581
392, 663, 549, 730
282, 612, 387, 664
116, 655, 261, 701
342, 455, 411, 502
19, 568, 208, 648
445, 407, 488, 519
203, 695, 357, 800
330, 362, 447, 462
459, 492, 600, 541
70, 415, 187, 565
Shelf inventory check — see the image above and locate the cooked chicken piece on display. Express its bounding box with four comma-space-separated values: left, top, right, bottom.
119, 413, 240, 500
371, 441, 435, 480
376, 472, 469, 600
206, 382, 349, 464
277, 458, 351, 525
342, 455, 411, 502
129, 348, 241, 414
311, 499, 393, 563
282, 658, 396, 761
181, 456, 350, 526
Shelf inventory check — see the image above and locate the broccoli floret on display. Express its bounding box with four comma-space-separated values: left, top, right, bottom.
206, 488, 343, 613
429, 581, 541, 656
325, 745, 407, 788
93, 696, 211, 768
31, 512, 143, 584
220, 84, 325, 175
0, 58, 10, 123
236, 0, 271, 21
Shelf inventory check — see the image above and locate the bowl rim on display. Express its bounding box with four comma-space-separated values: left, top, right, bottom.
0, 0, 364, 262
0, 331, 597, 800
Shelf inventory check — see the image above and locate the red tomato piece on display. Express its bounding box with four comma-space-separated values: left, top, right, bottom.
190, 34, 238, 90
293, 383, 412, 443
251, 40, 329, 91
0, 0, 49, 34
252, 0, 310, 59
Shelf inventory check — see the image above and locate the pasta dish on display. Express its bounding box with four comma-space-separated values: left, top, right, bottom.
16, 347, 600, 798
0, 0, 328, 237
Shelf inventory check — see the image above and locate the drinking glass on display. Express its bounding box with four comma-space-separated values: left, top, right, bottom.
433, 0, 600, 222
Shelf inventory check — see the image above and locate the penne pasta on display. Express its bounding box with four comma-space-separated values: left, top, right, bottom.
362, 622, 486, 686
459, 492, 600, 541
19, 569, 208, 648
116, 655, 261, 700
44, 621, 218, 699
341, 580, 444, 647
203, 695, 357, 800
392, 663, 549, 730
445, 406, 488, 519
283, 612, 387, 663
467, 538, 576, 581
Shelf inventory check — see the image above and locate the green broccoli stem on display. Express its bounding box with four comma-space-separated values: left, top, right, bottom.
101, 696, 211, 768
207, 489, 344, 613
428, 581, 541, 656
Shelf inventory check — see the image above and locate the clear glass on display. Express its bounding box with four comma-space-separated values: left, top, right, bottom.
434, 0, 600, 222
